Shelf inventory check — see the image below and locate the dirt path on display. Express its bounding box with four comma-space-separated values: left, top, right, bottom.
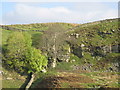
35, 70, 95, 88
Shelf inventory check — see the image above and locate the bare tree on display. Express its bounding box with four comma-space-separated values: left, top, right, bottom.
41, 24, 67, 68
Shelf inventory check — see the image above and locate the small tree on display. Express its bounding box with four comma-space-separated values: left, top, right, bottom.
4, 31, 48, 74
4, 32, 29, 72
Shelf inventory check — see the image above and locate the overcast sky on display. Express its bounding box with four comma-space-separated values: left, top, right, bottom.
0, 1, 118, 25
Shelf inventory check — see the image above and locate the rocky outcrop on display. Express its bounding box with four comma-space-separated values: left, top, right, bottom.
102, 44, 119, 55
70, 33, 79, 38
57, 54, 70, 62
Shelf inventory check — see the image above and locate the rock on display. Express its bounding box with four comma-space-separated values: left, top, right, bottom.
0, 71, 3, 75
65, 59, 69, 62
41, 69, 47, 73
72, 59, 75, 62
75, 34, 79, 38
72, 65, 80, 70
81, 44, 85, 47
57, 54, 70, 62
6, 77, 12, 80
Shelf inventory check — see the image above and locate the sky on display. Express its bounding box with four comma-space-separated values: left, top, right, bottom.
0, 1, 119, 25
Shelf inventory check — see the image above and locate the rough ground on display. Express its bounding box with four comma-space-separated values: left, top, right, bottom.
34, 70, 119, 88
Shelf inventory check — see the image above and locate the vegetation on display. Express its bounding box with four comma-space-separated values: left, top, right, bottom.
2, 31, 48, 74
1, 18, 119, 88
2, 22, 77, 31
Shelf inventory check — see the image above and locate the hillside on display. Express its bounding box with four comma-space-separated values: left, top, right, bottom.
1, 18, 120, 89
1, 22, 78, 31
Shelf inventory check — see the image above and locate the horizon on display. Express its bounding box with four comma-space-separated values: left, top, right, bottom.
1, 17, 118, 25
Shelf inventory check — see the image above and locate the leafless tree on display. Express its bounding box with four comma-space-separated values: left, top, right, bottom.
40, 24, 67, 68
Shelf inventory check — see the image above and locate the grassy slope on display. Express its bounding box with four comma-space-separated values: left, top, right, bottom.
67, 18, 119, 46
2, 68, 27, 88
67, 18, 120, 70
4, 22, 78, 31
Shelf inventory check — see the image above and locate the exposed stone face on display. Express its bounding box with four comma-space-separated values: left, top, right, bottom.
109, 62, 119, 72
57, 54, 70, 62
75, 34, 79, 38
102, 44, 119, 54
72, 64, 92, 71
70, 33, 79, 39
112, 44, 119, 53
51, 59, 57, 68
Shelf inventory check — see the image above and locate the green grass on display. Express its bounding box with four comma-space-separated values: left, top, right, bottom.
107, 82, 120, 88
80, 71, 119, 88
1, 29, 13, 45
2, 79, 25, 88
2, 68, 26, 88
54, 62, 73, 71
80, 71, 101, 76
6, 22, 76, 31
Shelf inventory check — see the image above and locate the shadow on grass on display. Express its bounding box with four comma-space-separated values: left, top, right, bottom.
30, 78, 43, 88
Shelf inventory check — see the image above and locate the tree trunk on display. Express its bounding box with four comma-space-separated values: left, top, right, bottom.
109, 44, 112, 53
25, 73, 35, 90
51, 58, 57, 68
51, 33, 57, 68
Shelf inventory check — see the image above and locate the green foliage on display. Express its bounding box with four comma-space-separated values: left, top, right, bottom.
25, 47, 48, 73
31, 33, 43, 48
4, 31, 30, 72
1, 28, 13, 45
3, 31, 48, 73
